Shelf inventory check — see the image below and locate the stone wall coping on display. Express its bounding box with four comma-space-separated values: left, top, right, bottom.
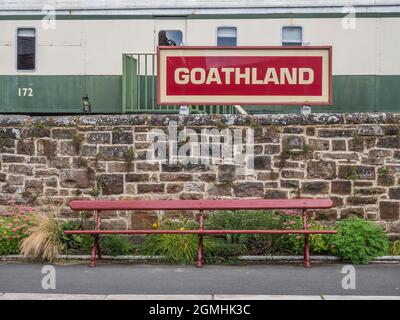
0, 112, 399, 127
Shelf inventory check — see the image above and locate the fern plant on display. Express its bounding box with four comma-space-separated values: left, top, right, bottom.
142, 217, 216, 264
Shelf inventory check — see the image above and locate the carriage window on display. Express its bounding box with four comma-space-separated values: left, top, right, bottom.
217, 27, 237, 46
158, 30, 182, 46
17, 28, 36, 70
282, 26, 302, 46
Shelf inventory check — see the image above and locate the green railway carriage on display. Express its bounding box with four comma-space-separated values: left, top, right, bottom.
0, 0, 399, 115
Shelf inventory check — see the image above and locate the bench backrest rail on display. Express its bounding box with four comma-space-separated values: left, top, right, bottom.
69, 199, 333, 211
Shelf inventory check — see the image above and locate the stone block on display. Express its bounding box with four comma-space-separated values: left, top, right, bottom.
112, 131, 133, 144
301, 181, 329, 194
331, 180, 352, 195
308, 139, 329, 151
160, 173, 193, 182
332, 140, 346, 151
25, 179, 44, 194
217, 164, 236, 182
264, 189, 288, 199
282, 135, 305, 149
60, 169, 95, 189
17, 140, 35, 155
100, 174, 124, 195
207, 183, 232, 197
98, 146, 128, 161
307, 160, 336, 179
52, 128, 77, 139
137, 183, 165, 193
87, 132, 110, 144
338, 165, 375, 180
379, 201, 400, 220
389, 188, 400, 200
318, 129, 353, 138
234, 181, 264, 197
126, 173, 150, 182
37, 139, 57, 158
377, 136, 400, 149
340, 207, 365, 219
253, 156, 271, 170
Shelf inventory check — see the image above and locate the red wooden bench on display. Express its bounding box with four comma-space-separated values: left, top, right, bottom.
65, 199, 336, 268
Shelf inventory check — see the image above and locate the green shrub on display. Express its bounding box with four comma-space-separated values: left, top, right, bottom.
59, 221, 93, 255
142, 217, 216, 264
390, 240, 400, 256
59, 221, 135, 256
205, 240, 247, 262
282, 217, 334, 255
332, 217, 389, 264
0, 206, 35, 255
205, 210, 288, 255
100, 235, 134, 256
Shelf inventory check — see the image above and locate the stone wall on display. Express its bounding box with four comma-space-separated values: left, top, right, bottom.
0, 113, 399, 239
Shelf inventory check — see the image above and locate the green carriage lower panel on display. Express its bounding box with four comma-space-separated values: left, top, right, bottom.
0, 75, 122, 113
1, 74, 399, 114
375, 76, 400, 112
244, 75, 400, 114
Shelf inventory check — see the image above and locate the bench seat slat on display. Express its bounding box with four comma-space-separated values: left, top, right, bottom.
69, 199, 333, 211
65, 229, 337, 235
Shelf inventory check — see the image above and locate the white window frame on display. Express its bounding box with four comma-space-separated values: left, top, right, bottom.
16, 27, 37, 72
216, 26, 238, 46
281, 26, 303, 46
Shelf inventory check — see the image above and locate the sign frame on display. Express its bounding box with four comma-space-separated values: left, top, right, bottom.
157, 46, 332, 106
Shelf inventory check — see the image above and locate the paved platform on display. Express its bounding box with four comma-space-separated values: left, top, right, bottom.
0, 263, 399, 298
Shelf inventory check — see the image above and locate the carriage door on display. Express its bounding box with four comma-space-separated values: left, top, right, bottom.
153, 18, 186, 111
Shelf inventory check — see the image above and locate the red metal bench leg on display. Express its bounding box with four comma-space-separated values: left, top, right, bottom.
96, 239, 102, 260
304, 234, 311, 268
197, 210, 204, 268
302, 209, 311, 268
89, 235, 98, 267
89, 210, 102, 267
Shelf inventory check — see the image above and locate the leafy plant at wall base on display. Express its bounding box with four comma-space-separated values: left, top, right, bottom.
100, 235, 134, 256
332, 217, 389, 264
283, 217, 334, 255
206, 210, 295, 255
0, 206, 36, 255
390, 240, 400, 255
204, 240, 247, 263
142, 217, 217, 264
59, 221, 92, 255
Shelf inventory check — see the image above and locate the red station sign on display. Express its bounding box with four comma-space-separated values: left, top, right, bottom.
157, 46, 332, 106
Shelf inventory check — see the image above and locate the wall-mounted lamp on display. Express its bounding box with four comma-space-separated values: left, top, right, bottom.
82, 95, 91, 114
